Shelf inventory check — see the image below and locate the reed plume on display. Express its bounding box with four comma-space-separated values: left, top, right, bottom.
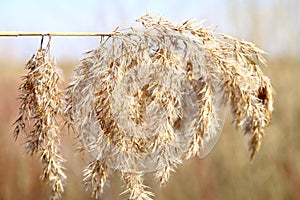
65, 13, 274, 199
13, 37, 66, 200
11, 12, 274, 200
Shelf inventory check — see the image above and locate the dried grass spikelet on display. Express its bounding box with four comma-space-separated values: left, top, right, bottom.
13, 36, 66, 200
66, 13, 274, 199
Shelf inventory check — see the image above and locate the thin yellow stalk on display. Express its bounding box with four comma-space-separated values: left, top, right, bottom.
0, 31, 116, 37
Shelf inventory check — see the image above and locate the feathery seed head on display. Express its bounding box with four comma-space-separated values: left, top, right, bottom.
66, 14, 273, 199
14, 37, 66, 199
14, 13, 274, 200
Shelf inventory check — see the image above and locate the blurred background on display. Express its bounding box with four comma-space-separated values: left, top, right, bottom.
0, 0, 299, 199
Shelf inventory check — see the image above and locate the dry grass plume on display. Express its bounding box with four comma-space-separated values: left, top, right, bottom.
13, 37, 66, 200
14, 14, 274, 200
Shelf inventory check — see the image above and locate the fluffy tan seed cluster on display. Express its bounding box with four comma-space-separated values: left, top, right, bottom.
14, 37, 66, 200
13, 13, 274, 200
64, 14, 274, 199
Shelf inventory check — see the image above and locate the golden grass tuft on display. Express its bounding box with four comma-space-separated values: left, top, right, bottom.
13, 37, 66, 200
14, 13, 274, 200
65, 14, 274, 199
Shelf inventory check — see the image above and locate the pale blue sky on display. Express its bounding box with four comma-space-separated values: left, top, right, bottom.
0, 0, 298, 61
0, 0, 228, 60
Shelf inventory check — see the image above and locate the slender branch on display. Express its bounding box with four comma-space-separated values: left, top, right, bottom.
0, 31, 117, 37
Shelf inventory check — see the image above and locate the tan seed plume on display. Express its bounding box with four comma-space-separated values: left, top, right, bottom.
13, 37, 66, 200
65, 13, 274, 199
14, 13, 274, 200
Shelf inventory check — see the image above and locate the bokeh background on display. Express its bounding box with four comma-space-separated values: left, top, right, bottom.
0, 0, 299, 199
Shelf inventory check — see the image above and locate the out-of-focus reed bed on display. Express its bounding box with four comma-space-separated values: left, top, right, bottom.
0, 57, 299, 199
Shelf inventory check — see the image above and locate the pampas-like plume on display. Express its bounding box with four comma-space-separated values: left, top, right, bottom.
13, 37, 66, 200
66, 14, 274, 199
11, 13, 274, 200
